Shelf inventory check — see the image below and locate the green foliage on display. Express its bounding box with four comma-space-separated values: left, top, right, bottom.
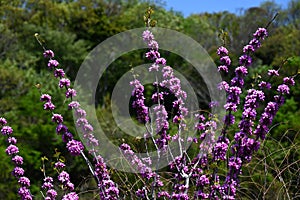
272, 97, 300, 139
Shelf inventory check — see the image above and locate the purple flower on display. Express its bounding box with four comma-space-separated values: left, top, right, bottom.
224, 102, 238, 112
18, 187, 32, 200
243, 45, 255, 53
56, 124, 68, 134
195, 191, 209, 199
142, 30, 154, 41
218, 81, 229, 91
54, 161, 66, 169
58, 171, 70, 183
217, 46, 229, 56
44, 176, 53, 183
46, 189, 57, 199
75, 108, 86, 118
239, 115, 255, 128
244, 89, 265, 108
197, 175, 210, 186
82, 123, 93, 134
218, 65, 228, 73
153, 105, 169, 133
66, 139, 84, 156
213, 137, 229, 161
235, 66, 248, 77
59, 78, 71, 88
86, 135, 99, 146
1, 126, 13, 135
148, 40, 159, 50
6, 144, 19, 155
253, 28, 268, 40
234, 132, 245, 141
231, 77, 244, 87
224, 114, 235, 125
62, 132, 73, 143
7, 137, 17, 144
228, 157, 242, 170
151, 92, 164, 103
66, 181, 74, 191
120, 143, 155, 179
40, 94, 52, 102
12, 167, 25, 177
220, 56, 231, 66
54, 68, 65, 78
51, 114, 63, 124
239, 54, 252, 66
43, 102, 55, 111
18, 176, 30, 187
47, 60, 59, 69
68, 101, 80, 110
120, 143, 131, 151
162, 66, 174, 78
145, 50, 160, 60
254, 102, 279, 140
62, 192, 79, 200
43, 50, 54, 58
268, 69, 279, 76
156, 57, 167, 65
102, 180, 120, 197
0, 117, 7, 126
158, 191, 171, 198
277, 84, 290, 94
171, 193, 189, 199
227, 86, 242, 105
249, 38, 261, 50
229, 86, 242, 96
136, 189, 146, 198
283, 77, 295, 86
130, 79, 149, 123
76, 118, 88, 127
154, 105, 171, 148
195, 114, 205, 121
259, 81, 272, 89
42, 181, 53, 189
149, 63, 160, 71
12, 155, 23, 165
65, 88, 77, 98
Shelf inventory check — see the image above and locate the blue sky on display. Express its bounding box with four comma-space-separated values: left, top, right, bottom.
163, 0, 289, 17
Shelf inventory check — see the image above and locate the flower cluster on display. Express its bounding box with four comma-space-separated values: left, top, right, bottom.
194, 114, 217, 155
1, 117, 32, 200
58, 171, 75, 192
42, 176, 57, 200
210, 27, 278, 199
130, 79, 149, 124
41, 49, 98, 149
120, 143, 155, 179
120, 143, 164, 197
41, 94, 55, 111
143, 29, 188, 125
153, 104, 170, 149
160, 66, 188, 124
142, 29, 189, 153
214, 28, 269, 155
94, 156, 119, 199
41, 49, 120, 198
255, 76, 295, 140
217, 46, 230, 73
